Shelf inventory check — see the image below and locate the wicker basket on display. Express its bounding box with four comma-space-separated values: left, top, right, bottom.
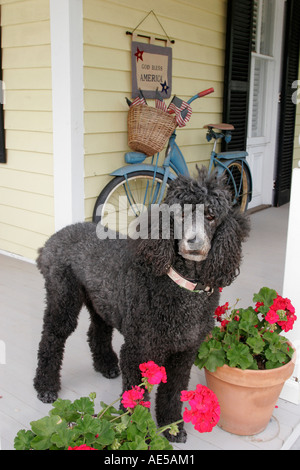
128, 105, 177, 156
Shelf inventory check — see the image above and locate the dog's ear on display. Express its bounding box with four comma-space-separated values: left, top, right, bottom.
201, 208, 250, 288
135, 237, 175, 276
131, 206, 175, 277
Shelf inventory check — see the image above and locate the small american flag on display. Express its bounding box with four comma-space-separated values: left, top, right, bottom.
155, 88, 168, 112
168, 96, 192, 127
130, 89, 147, 107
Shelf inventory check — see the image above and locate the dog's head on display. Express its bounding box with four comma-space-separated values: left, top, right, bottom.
163, 166, 233, 263
135, 166, 250, 288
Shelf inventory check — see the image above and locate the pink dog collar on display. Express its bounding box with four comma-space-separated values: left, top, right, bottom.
167, 267, 214, 295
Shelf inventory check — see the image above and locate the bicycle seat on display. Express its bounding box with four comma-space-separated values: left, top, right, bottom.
204, 123, 235, 131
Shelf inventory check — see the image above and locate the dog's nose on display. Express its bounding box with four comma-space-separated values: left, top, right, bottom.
188, 235, 197, 244
187, 235, 205, 249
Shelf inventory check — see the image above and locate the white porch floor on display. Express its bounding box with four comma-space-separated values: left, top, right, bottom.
1, 204, 300, 451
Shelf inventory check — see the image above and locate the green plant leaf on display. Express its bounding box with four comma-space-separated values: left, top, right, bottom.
131, 405, 152, 433
51, 425, 75, 449
94, 420, 115, 446
226, 343, 253, 369
14, 429, 35, 450
283, 342, 294, 359
99, 401, 122, 419
263, 330, 279, 344
223, 332, 238, 347
246, 336, 265, 354
226, 318, 240, 333
265, 346, 288, 365
30, 434, 55, 450
126, 435, 149, 450
126, 422, 139, 441
204, 349, 226, 372
239, 307, 259, 327
265, 360, 286, 369
149, 434, 173, 450
29, 415, 66, 450
49, 398, 79, 423
253, 287, 277, 309
211, 326, 225, 341
72, 414, 99, 437
247, 360, 259, 370
73, 397, 94, 415
30, 415, 64, 437
195, 340, 226, 372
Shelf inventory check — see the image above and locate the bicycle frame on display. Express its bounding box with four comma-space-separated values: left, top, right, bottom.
109, 88, 252, 206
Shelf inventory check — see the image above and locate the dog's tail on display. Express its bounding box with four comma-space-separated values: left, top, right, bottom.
36, 234, 58, 277
36, 246, 49, 277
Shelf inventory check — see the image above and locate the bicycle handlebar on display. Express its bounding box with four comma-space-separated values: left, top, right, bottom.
198, 87, 214, 98
187, 87, 214, 105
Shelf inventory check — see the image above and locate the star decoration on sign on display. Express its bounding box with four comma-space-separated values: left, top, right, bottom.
160, 80, 169, 94
135, 47, 144, 62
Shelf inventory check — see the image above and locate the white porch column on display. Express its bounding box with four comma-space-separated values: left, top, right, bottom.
281, 166, 300, 404
50, 0, 85, 231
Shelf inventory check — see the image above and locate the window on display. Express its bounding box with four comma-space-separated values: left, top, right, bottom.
248, 0, 275, 139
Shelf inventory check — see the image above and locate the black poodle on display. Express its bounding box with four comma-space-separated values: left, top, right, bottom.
34, 167, 250, 443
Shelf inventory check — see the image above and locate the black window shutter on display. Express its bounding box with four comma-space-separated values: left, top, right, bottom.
274, 0, 300, 207
222, 0, 253, 152
0, 24, 5, 164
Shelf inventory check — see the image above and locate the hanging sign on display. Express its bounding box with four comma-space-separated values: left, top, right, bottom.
131, 40, 172, 100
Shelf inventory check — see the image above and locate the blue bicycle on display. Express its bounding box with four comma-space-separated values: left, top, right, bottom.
93, 89, 252, 234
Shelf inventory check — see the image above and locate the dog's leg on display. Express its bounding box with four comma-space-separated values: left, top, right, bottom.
119, 341, 157, 400
155, 350, 196, 443
87, 306, 120, 379
34, 269, 83, 403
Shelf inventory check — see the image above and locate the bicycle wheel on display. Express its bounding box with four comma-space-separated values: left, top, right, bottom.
223, 161, 251, 212
92, 171, 172, 235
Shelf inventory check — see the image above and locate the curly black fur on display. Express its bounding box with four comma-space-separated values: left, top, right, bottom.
33, 166, 250, 443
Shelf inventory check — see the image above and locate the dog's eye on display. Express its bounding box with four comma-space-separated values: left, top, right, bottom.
206, 213, 215, 222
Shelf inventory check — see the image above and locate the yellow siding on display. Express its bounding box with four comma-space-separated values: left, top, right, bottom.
83, 0, 227, 219
0, 0, 53, 260
0, 0, 227, 257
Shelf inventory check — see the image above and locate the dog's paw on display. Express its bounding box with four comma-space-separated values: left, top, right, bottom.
94, 363, 120, 379
164, 428, 187, 443
103, 365, 121, 379
37, 391, 58, 403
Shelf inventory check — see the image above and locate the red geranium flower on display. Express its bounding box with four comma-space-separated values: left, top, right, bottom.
139, 361, 167, 385
121, 385, 150, 409
180, 384, 220, 433
214, 302, 229, 322
255, 301, 264, 312
221, 318, 230, 328
264, 294, 297, 331
68, 444, 98, 450
265, 309, 280, 325
278, 313, 297, 332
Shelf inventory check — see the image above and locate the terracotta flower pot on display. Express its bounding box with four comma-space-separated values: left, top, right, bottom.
204, 347, 296, 436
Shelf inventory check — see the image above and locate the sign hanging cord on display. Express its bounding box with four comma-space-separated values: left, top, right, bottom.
126, 10, 175, 44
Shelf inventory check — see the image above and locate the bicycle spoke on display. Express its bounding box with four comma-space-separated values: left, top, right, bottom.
224, 161, 250, 212
95, 173, 171, 235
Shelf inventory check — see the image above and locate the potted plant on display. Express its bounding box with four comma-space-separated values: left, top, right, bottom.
195, 287, 297, 436
14, 361, 220, 450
